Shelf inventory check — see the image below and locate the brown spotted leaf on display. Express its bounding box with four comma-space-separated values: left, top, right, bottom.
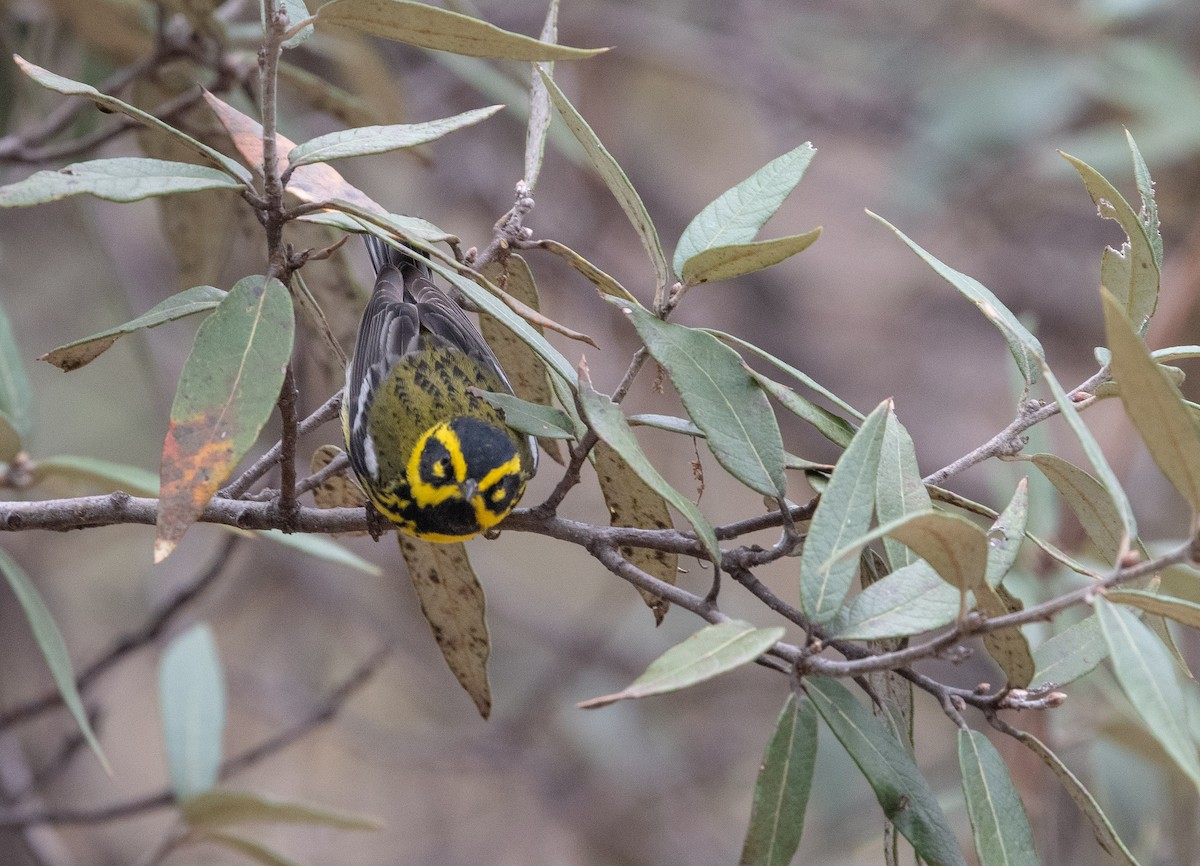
309, 444, 367, 537
976, 583, 1034, 689
398, 536, 491, 718
478, 256, 564, 464
155, 276, 294, 562
593, 441, 678, 624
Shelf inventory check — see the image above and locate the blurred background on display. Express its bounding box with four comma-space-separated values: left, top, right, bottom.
3, 0, 1200, 863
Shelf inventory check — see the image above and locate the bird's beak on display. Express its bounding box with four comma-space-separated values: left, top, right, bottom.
459, 479, 478, 501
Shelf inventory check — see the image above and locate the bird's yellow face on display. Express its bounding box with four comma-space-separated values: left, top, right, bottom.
401, 416, 528, 542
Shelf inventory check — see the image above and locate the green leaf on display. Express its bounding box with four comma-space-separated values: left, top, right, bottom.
253, 530, 381, 576
680, 230, 821, 287
160, 623, 226, 798
800, 400, 889, 623
471, 389, 574, 440
397, 536, 491, 718
32, 454, 158, 495
870, 212, 1044, 385
985, 478, 1028, 587
538, 68, 669, 300
748, 368, 855, 448
1107, 588, 1200, 630
1032, 615, 1106, 687
1063, 151, 1159, 332
1095, 598, 1200, 790
523, 0, 559, 192
181, 789, 381, 830
805, 677, 967, 866
958, 729, 1041, 866
0, 297, 32, 461
278, 0, 315, 48
1101, 287, 1200, 512
577, 368, 719, 563
832, 561, 960, 640
876, 410, 933, 570
1028, 454, 1122, 563
1152, 345, 1200, 363
39, 285, 226, 372
578, 621, 784, 709
712, 330, 865, 420
0, 547, 110, 772
422, 257, 576, 386
829, 510, 989, 600
1012, 730, 1143, 865
14, 57, 252, 184
1040, 363, 1137, 551
535, 239, 639, 304
674, 144, 817, 279
155, 276, 295, 563
287, 105, 503, 167
315, 0, 607, 59
739, 694, 818, 866
617, 301, 787, 498
627, 413, 704, 437
1125, 129, 1163, 270
0, 158, 243, 207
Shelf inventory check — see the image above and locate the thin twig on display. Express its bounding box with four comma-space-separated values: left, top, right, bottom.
0, 646, 390, 829
0, 536, 240, 731
220, 391, 342, 500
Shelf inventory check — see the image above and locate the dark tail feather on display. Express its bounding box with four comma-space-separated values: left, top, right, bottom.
364, 235, 430, 279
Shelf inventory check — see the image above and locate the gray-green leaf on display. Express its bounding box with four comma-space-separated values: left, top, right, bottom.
40, 285, 226, 372
680, 230, 821, 287
674, 144, 817, 279
578, 621, 784, 709
1096, 598, 1200, 790
800, 401, 890, 623
315, 0, 606, 60
806, 677, 967, 866
876, 410, 933, 570
617, 301, 787, 498
0, 158, 243, 207
832, 561, 960, 640
160, 623, 226, 798
0, 298, 32, 461
287, 106, 503, 167
1063, 150, 1159, 333
539, 68, 669, 300
871, 212, 1044, 386
739, 694, 818, 866
0, 547, 110, 772
577, 368, 719, 563
181, 789, 381, 830
472, 389, 574, 440
958, 728, 1041, 866
1101, 287, 1200, 513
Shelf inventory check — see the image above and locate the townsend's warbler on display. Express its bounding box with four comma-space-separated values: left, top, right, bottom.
342, 237, 537, 542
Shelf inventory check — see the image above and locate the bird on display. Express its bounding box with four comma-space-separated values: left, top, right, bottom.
341, 236, 536, 542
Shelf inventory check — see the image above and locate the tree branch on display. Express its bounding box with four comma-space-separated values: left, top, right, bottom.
0, 645, 389, 829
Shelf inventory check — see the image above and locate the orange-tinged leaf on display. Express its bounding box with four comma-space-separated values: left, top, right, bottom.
202, 91, 381, 213
155, 276, 294, 562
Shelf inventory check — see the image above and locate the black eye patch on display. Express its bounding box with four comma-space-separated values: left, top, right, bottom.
418, 437, 457, 488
